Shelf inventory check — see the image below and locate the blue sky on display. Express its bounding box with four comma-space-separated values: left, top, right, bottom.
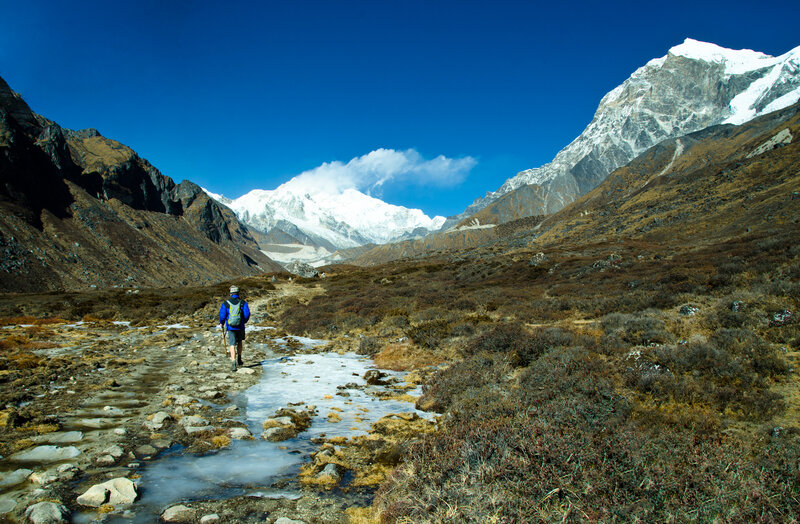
1, 1, 798, 217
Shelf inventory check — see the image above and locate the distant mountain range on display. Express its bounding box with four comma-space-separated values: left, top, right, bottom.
207, 38, 800, 268
204, 181, 445, 265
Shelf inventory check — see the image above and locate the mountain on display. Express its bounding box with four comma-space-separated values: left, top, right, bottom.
205, 183, 446, 263
530, 100, 800, 248
0, 76, 283, 292
464, 39, 800, 224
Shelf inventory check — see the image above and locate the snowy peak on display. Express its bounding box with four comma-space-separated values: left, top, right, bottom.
205, 184, 446, 251
464, 39, 800, 217
668, 38, 775, 74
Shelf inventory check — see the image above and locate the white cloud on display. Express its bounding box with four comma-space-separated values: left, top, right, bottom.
278, 148, 477, 196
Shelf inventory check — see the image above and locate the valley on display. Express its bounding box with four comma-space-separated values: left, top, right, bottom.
1, 34, 799, 523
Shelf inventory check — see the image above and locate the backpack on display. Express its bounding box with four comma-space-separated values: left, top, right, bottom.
227, 299, 244, 328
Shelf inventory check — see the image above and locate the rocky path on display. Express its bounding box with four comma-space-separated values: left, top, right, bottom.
0, 293, 435, 523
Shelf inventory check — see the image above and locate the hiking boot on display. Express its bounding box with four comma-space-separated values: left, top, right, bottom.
231, 359, 237, 372
237, 357, 243, 366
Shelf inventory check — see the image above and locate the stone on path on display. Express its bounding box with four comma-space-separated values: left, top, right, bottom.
10, 446, 81, 464
237, 367, 255, 375
0, 497, 15, 515
76, 477, 138, 507
0, 468, 32, 488
30, 431, 83, 444
24, 501, 69, 523
200, 514, 220, 523
161, 504, 194, 522
274, 518, 307, 524
28, 469, 59, 485
102, 444, 125, 458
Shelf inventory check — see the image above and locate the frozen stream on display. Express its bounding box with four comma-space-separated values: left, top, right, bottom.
99, 338, 429, 521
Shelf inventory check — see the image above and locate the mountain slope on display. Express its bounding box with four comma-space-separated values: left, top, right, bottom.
465, 39, 800, 223
532, 100, 800, 247
0, 76, 283, 292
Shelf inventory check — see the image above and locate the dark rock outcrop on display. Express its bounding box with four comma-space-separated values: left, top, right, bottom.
0, 75, 283, 292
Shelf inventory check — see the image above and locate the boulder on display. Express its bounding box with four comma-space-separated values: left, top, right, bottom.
284, 261, 319, 278
24, 501, 68, 523
679, 305, 700, 316
364, 369, 388, 385
76, 477, 138, 507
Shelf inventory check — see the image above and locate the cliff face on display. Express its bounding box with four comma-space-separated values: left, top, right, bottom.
0, 76, 283, 292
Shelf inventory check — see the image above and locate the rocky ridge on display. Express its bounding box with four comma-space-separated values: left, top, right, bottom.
0, 76, 284, 292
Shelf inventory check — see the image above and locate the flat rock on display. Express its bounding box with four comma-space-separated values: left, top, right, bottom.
184, 425, 214, 435
274, 518, 307, 524
0, 497, 15, 515
9, 446, 81, 464
30, 431, 83, 444
135, 445, 157, 458
75, 418, 114, 429
236, 367, 255, 375
0, 468, 33, 488
162, 504, 194, 522
76, 477, 138, 507
25, 501, 68, 523
102, 444, 124, 458
179, 415, 208, 427
200, 514, 220, 523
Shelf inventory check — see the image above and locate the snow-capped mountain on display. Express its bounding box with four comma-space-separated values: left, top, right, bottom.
205, 183, 446, 253
465, 38, 800, 218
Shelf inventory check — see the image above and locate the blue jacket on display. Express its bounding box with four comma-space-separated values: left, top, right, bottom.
219, 294, 250, 331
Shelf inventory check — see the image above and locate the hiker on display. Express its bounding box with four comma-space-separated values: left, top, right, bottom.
219, 285, 250, 371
